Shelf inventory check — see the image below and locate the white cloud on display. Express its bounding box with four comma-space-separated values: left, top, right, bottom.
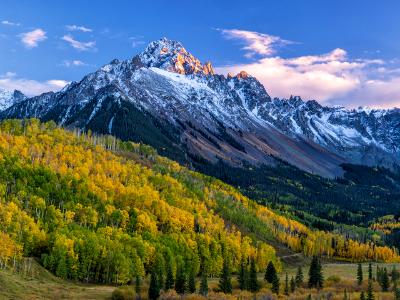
218, 29, 400, 108
332, 78, 400, 109
0, 72, 68, 96
1, 72, 17, 78
20, 28, 47, 48
129, 36, 145, 48
219, 28, 293, 58
1, 20, 20, 26
66, 25, 92, 32
62, 34, 96, 51
62, 60, 86, 67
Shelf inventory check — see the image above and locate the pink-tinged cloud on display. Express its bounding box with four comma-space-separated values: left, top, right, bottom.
0, 72, 68, 96
62, 34, 96, 51
219, 28, 292, 58
218, 29, 400, 108
20, 29, 47, 48
332, 78, 400, 109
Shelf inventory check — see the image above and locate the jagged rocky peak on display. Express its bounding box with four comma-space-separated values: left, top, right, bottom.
12, 90, 27, 102
236, 70, 250, 79
227, 70, 252, 80
138, 37, 214, 75
0, 88, 26, 111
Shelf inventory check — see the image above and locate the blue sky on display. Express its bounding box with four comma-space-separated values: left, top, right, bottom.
1, 0, 400, 108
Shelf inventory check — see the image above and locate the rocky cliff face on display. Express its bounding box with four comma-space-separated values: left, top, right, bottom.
1, 38, 399, 176
0, 88, 26, 111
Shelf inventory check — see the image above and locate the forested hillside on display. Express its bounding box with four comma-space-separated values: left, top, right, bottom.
193, 156, 400, 230
0, 119, 398, 286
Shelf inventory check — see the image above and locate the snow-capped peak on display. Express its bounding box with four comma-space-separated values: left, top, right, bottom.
2, 37, 399, 176
138, 37, 214, 75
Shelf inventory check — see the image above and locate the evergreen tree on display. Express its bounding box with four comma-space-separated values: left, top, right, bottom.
175, 265, 186, 295
164, 262, 174, 290
249, 258, 259, 292
392, 266, 400, 283
380, 267, 390, 292
265, 261, 277, 283
367, 280, 375, 300
154, 253, 165, 290
295, 266, 304, 286
357, 263, 363, 285
284, 273, 289, 296
376, 266, 383, 284
368, 263, 373, 281
290, 276, 296, 293
200, 271, 208, 297
394, 283, 400, 300
56, 257, 67, 279
308, 256, 323, 289
238, 258, 248, 290
219, 258, 232, 294
148, 271, 160, 300
135, 276, 141, 300
360, 291, 366, 300
271, 273, 280, 294
188, 267, 196, 294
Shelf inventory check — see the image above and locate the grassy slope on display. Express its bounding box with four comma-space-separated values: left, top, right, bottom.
0, 259, 114, 300
2, 260, 400, 300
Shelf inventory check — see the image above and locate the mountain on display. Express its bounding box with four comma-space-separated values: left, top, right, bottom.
260, 97, 400, 170
1, 38, 399, 177
0, 88, 26, 111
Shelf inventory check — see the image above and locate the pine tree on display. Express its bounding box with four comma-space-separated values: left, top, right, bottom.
188, 267, 196, 294
380, 267, 390, 292
56, 257, 67, 279
148, 271, 160, 300
249, 258, 259, 292
165, 262, 174, 290
135, 276, 142, 300
238, 258, 248, 290
295, 266, 304, 286
271, 273, 280, 294
265, 261, 277, 283
368, 263, 373, 281
357, 263, 363, 285
376, 266, 383, 284
284, 273, 289, 296
290, 276, 296, 293
175, 265, 186, 294
394, 283, 400, 300
392, 266, 400, 283
200, 271, 208, 297
154, 253, 165, 290
308, 256, 323, 289
360, 291, 366, 300
219, 258, 232, 294
367, 280, 375, 300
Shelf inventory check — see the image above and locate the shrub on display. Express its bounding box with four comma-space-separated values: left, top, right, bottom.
326, 275, 341, 284
111, 286, 135, 300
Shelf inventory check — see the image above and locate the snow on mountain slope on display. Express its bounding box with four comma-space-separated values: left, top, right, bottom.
1, 38, 399, 176
0, 88, 26, 111
255, 96, 400, 168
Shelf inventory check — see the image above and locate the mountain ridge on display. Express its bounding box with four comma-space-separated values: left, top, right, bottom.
1, 38, 399, 177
